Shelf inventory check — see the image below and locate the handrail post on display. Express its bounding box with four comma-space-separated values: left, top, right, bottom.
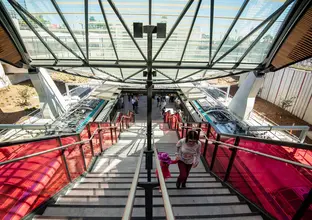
87, 123, 95, 156
210, 134, 221, 170
98, 123, 104, 153
197, 123, 202, 137
114, 123, 118, 142
110, 122, 114, 144
77, 134, 87, 171
57, 137, 72, 182
203, 123, 211, 158
292, 189, 312, 220
186, 123, 190, 137
224, 137, 240, 182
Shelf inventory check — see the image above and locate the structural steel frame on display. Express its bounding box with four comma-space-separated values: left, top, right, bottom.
4, 0, 301, 83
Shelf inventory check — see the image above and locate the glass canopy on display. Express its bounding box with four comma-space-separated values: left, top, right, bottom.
2, 0, 295, 83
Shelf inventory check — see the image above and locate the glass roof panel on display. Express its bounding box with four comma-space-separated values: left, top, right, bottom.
182, 0, 210, 62
16, 0, 85, 59
213, 0, 287, 61
216, 22, 268, 63
154, 0, 198, 61
2, 0, 297, 83
55, 0, 86, 56
240, 3, 293, 64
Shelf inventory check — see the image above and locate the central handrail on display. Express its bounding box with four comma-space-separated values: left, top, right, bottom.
122, 144, 145, 220
153, 133, 175, 220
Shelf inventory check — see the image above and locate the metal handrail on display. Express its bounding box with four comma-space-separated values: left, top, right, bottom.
174, 121, 312, 150
207, 138, 312, 170
122, 145, 145, 220
0, 112, 135, 164
153, 134, 175, 220
0, 126, 101, 166
178, 123, 312, 169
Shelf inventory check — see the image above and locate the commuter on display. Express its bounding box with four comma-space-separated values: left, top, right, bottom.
175, 130, 201, 189
134, 97, 139, 114
160, 99, 166, 111
157, 96, 160, 107
128, 94, 131, 102
165, 94, 170, 103
131, 97, 136, 111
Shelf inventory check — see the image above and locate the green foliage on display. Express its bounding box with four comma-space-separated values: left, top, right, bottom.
281, 97, 296, 109
18, 87, 31, 106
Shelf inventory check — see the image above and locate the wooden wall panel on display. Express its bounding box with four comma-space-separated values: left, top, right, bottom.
0, 23, 21, 65
272, 8, 312, 69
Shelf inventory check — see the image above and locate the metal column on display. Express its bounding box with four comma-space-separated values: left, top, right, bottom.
145, 25, 154, 183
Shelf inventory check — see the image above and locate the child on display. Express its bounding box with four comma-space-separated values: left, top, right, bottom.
156, 152, 177, 192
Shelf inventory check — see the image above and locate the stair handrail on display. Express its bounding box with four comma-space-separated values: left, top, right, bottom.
0, 123, 105, 166
176, 122, 312, 150
122, 144, 145, 220
153, 133, 175, 220
168, 119, 312, 219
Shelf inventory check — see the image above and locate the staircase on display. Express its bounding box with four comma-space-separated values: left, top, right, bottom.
34, 122, 263, 219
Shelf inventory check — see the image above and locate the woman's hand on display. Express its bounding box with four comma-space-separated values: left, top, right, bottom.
175, 155, 181, 161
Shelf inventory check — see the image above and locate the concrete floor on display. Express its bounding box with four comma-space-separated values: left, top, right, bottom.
122, 95, 176, 122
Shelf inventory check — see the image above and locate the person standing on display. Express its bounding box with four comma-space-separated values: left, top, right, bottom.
160, 99, 166, 111
175, 130, 201, 188
131, 97, 136, 111
157, 96, 160, 107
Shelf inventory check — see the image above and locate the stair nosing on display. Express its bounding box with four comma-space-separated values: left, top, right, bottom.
60, 193, 235, 198
70, 186, 227, 190
50, 202, 246, 208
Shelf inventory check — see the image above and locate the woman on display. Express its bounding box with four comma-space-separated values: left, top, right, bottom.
175, 130, 201, 188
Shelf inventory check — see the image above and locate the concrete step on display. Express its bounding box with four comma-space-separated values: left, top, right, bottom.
80, 176, 216, 183
86, 172, 211, 178
41, 203, 253, 217
57, 195, 239, 205
74, 181, 223, 189
65, 187, 230, 196
35, 215, 263, 220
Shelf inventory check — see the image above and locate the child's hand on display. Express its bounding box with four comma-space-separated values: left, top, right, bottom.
175, 155, 181, 161
192, 162, 198, 168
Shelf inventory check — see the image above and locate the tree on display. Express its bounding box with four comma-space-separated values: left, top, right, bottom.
160, 16, 167, 23
263, 34, 273, 43
281, 97, 296, 109
18, 87, 31, 106
35, 15, 50, 26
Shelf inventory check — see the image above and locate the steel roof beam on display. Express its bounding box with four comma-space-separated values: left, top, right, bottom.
98, 0, 124, 80
233, 9, 284, 70
0, 1, 30, 65
51, 0, 86, 61
9, 2, 58, 62
152, 0, 194, 61
107, 0, 147, 62
85, 0, 89, 62
264, 0, 311, 69
211, 0, 295, 66
209, 0, 214, 65
175, 0, 202, 81
210, 0, 250, 65
92, 67, 123, 81
154, 69, 176, 82
49, 68, 249, 84
123, 68, 146, 81
9, 0, 85, 62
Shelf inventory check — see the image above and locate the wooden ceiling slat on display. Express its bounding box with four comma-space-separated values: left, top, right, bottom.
0, 24, 21, 65
272, 7, 312, 70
